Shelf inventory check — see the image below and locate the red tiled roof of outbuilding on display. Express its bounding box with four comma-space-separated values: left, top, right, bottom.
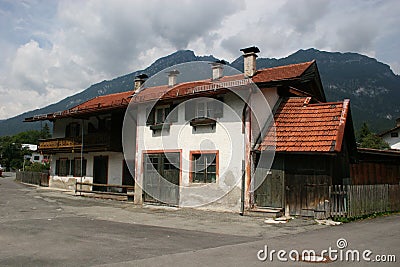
259, 97, 350, 153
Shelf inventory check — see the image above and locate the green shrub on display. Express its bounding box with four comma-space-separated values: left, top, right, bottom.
25, 162, 50, 172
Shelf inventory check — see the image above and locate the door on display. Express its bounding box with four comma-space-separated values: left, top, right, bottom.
122, 159, 135, 193
286, 174, 330, 217
93, 156, 108, 191
143, 152, 180, 206
254, 169, 284, 208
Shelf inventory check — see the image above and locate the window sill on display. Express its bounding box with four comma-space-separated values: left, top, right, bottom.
189, 182, 217, 186
190, 118, 216, 130
149, 123, 170, 133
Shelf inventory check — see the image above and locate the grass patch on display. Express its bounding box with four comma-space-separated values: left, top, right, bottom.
332, 211, 399, 223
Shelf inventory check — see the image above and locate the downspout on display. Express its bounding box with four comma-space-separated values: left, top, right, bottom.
240, 89, 252, 215
80, 119, 84, 195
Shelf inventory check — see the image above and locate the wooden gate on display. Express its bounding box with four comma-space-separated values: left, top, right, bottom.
286, 174, 331, 217
143, 152, 180, 206
254, 170, 284, 208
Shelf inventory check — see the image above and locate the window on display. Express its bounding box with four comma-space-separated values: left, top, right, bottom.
73, 158, 87, 177
33, 156, 40, 161
185, 98, 223, 121
156, 106, 171, 124
98, 117, 111, 131
391, 132, 399, 138
191, 152, 218, 183
55, 158, 70, 176
65, 122, 81, 138
146, 104, 178, 126
196, 100, 213, 118
55, 158, 86, 176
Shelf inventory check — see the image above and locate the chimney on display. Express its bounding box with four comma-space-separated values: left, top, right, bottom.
396, 117, 400, 127
240, 46, 260, 77
167, 70, 180, 87
210, 60, 226, 80
134, 74, 148, 92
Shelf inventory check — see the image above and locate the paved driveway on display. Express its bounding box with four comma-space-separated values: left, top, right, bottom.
0, 173, 398, 266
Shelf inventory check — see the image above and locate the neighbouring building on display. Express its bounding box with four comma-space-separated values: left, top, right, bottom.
25, 92, 134, 190
21, 143, 49, 164
25, 46, 362, 215
350, 148, 400, 185
379, 118, 400, 150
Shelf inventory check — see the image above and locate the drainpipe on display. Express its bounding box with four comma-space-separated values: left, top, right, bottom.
240, 159, 245, 215
240, 89, 252, 215
80, 119, 84, 195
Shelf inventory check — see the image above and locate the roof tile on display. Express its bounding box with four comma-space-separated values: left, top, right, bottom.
259, 97, 350, 153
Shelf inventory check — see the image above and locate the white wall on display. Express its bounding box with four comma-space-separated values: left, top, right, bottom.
135, 92, 246, 211
30, 153, 44, 163
250, 87, 278, 145
382, 131, 400, 150
52, 116, 99, 138
49, 151, 124, 190
107, 152, 124, 185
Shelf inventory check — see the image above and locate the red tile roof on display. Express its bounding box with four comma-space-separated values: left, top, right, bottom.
259, 97, 350, 153
130, 61, 314, 103
70, 90, 133, 113
130, 74, 245, 103
252, 61, 314, 83
24, 61, 317, 121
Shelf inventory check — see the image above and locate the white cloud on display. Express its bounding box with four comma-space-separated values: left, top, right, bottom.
0, 0, 399, 120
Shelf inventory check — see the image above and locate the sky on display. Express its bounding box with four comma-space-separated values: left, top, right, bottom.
0, 0, 399, 120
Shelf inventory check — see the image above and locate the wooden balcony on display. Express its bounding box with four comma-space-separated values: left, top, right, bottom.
39, 133, 119, 153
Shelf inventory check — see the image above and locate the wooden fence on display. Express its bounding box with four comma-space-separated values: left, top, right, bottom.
16, 171, 49, 187
330, 184, 400, 218
75, 181, 135, 201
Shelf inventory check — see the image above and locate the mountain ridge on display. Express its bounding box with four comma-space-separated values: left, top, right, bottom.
0, 48, 399, 136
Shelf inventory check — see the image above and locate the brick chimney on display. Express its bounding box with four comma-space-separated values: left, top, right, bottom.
240, 46, 260, 77
396, 117, 400, 127
210, 60, 226, 80
167, 70, 180, 87
134, 74, 148, 92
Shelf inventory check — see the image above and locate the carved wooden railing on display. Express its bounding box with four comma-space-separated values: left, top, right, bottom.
39, 133, 111, 150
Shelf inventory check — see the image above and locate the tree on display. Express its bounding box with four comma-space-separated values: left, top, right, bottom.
357, 122, 390, 150
40, 123, 51, 139
357, 122, 370, 142
0, 128, 50, 171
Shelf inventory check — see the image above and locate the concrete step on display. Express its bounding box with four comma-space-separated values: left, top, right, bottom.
247, 207, 284, 218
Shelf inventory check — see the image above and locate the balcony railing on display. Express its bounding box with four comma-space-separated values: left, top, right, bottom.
39, 133, 114, 152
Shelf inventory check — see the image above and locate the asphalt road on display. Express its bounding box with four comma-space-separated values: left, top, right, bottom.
0, 173, 398, 266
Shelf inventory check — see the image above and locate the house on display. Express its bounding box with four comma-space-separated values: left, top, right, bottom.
379, 118, 400, 150
25, 46, 357, 215
350, 148, 400, 185
254, 97, 357, 216
21, 143, 49, 164
24, 92, 134, 190
30, 153, 50, 164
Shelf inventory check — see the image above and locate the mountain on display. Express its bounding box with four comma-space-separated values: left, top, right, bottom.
0, 50, 217, 136
0, 48, 399, 136
232, 48, 400, 131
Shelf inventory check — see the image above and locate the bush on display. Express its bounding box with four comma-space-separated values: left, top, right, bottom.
25, 162, 50, 172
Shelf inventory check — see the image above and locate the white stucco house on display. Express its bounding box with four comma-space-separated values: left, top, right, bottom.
379, 118, 400, 150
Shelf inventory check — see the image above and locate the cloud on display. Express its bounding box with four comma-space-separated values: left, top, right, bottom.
0, 0, 243, 119
56, 0, 243, 76
0, 0, 399, 120
280, 0, 330, 34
